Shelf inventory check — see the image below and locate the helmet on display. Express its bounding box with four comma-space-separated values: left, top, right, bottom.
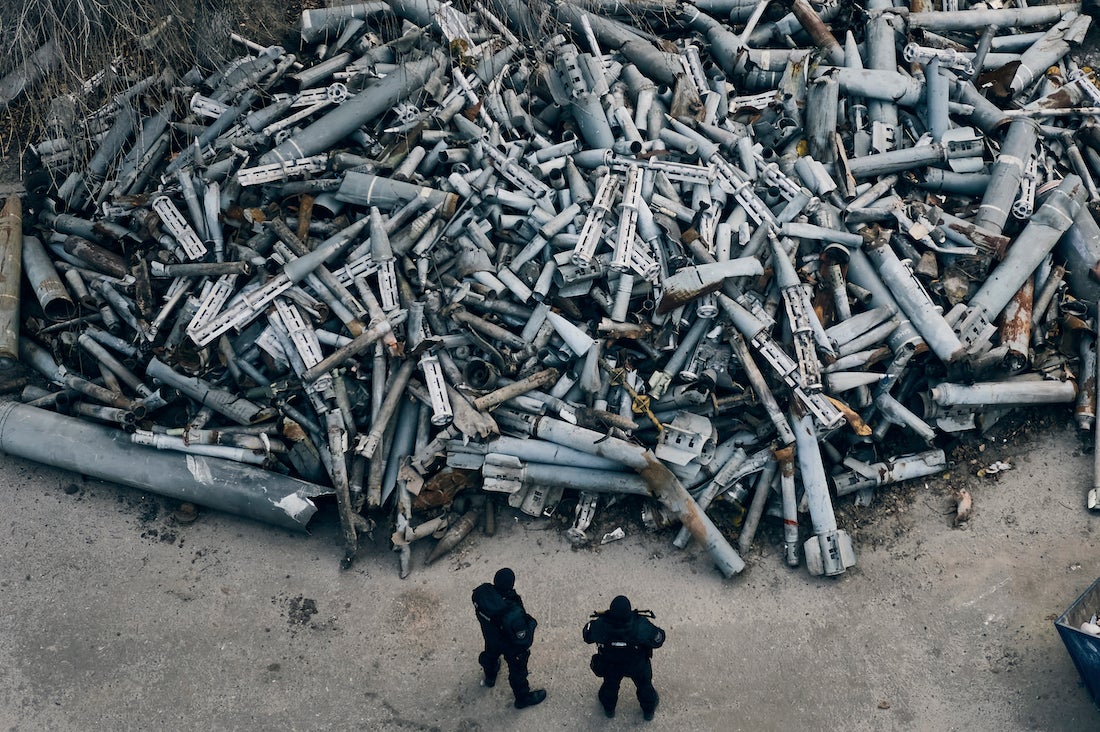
608, 595, 632, 624
493, 567, 516, 591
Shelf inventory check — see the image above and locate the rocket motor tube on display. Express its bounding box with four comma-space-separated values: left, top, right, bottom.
0, 401, 326, 531
0, 197, 22, 368
22, 234, 76, 322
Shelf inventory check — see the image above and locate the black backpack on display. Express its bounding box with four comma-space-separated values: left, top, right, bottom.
499, 602, 536, 648
473, 583, 536, 649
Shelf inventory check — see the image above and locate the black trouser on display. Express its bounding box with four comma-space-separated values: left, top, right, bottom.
478, 632, 531, 699
598, 660, 657, 715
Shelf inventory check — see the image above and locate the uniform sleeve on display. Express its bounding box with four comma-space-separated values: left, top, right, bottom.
472, 584, 504, 622
582, 620, 596, 644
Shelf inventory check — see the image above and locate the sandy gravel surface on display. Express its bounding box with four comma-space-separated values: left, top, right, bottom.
1, 415, 1099, 731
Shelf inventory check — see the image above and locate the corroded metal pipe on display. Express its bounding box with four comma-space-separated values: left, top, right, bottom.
0, 197, 22, 369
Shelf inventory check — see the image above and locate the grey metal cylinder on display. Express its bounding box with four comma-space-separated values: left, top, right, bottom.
571, 92, 616, 150
917, 169, 992, 196
950, 79, 1012, 136
825, 67, 923, 106
521, 461, 649, 495
22, 234, 76, 321
1057, 203, 1100, 311
864, 235, 965, 363
300, 2, 390, 43
925, 60, 949, 141
335, 172, 459, 217
969, 175, 1086, 319
0, 401, 326, 531
908, 5, 1078, 32
833, 450, 947, 496
258, 51, 442, 166
554, 2, 682, 85
846, 143, 947, 179
973, 119, 1039, 234
844, 247, 923, 356
930, 379, 1077, 407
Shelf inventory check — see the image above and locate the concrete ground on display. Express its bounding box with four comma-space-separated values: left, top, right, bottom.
1, 415, 1099, 732
3, 6, 1100, 732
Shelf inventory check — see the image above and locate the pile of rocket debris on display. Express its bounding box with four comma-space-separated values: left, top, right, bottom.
2, 0, 1099, 579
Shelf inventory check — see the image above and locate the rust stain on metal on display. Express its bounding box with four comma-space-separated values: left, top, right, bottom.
656, 280, 723, 314
1000, 278, 1032, 364
413, 467, 475, 510
1076, 374, 1096, 424
639, 452, 707, 537
943, 222, 1010, 259
825, 396, 873, 436
1029, 86, 1077, 111
62, 236, 128, 278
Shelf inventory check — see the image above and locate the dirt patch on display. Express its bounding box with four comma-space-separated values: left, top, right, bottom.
390, 589, 442, 635
282, 594, 319, 628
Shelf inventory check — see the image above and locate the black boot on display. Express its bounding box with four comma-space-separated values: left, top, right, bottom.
479, 654, 499, 688
602, 704, 615, 719
642, 691, 659, 721
514, 689, 547, 709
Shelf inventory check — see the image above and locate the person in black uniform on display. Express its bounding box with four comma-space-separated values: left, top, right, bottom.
471, 567, 547, 709
583, 595, 665, 720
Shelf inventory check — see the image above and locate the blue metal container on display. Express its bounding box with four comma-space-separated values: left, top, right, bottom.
1055, 575, 1100, 707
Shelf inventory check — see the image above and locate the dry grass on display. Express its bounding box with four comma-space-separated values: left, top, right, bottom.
0, 0, 309, 177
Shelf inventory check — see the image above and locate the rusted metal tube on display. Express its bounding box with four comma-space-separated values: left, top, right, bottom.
791, 0, 845, 65
300, 316, 397, 382
353, 359, 417, 461
0, 197, 22, 369
776, 446, 799, 567
149, 260, 252, 277
1076, 329, 1096, 432
1000, 279, 1033, 372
